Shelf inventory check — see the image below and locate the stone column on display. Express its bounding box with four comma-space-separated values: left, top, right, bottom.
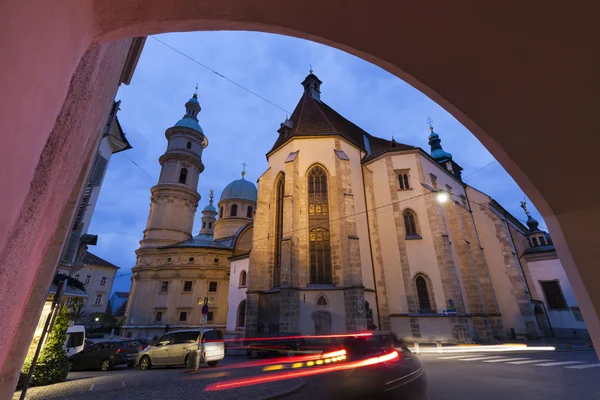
385, 159, 420, 338
363, 167, 391, 331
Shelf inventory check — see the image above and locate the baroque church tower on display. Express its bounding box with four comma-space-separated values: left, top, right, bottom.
139, 90, 207, 248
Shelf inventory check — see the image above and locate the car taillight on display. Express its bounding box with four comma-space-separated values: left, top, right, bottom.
139, 346, 143, 351
116, 349, 121, 354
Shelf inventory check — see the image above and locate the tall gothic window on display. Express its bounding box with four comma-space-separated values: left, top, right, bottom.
308, 165, 332, 284
230, 204, 238, 217
403, 209, 419, 237
416, 275, 432, 312
273, 174, 285, 287
179, 168, 188, 184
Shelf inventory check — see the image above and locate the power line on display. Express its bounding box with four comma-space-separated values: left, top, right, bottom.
122, 152, 155, 181
150, 36, 292, 115
463, 160, 498, 179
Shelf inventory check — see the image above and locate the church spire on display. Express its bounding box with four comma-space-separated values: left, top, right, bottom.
200, 189, 217, 235
427, 116, 453, 162
184, 86, 201, 121
301, 68, 322, 101
241, 162, 247, 179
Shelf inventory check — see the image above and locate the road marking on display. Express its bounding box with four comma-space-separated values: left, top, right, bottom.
565, 363, 600, 370
458, 356, 506, 361
437, 355, 484, 360
534, 361, 584, 367
483, 358, 530, 363
506, 359, 553, 364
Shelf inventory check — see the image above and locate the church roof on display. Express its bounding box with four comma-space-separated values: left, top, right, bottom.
269, 91, 372, 154
220, 177, 257, 202
268, 73, 415, 159
161, 233, 237, 250
174, 117, 204, 133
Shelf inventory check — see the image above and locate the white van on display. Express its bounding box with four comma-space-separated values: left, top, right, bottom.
65, 325, 86, 357
136, 329, 224, 370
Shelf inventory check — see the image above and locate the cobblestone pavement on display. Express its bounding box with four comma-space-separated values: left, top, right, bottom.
14, 356, 304, 400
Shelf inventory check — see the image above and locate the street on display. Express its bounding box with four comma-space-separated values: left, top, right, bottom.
285, 349, 600, 400
14, 350, 600, 399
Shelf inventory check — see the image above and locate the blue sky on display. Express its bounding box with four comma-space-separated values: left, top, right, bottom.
88, 31, 546, 294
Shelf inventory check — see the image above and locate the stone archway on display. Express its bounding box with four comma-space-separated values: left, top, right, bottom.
2, 1, 600, 394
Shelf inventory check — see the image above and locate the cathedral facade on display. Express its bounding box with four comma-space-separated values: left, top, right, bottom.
124, 73, 584, 344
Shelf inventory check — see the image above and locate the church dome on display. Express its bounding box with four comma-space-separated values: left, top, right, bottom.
220, 177, 257, 202
174, 117, 204, 133
203, 202, 217, 212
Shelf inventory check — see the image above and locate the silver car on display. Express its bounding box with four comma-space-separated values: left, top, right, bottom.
136, 329, 224, 370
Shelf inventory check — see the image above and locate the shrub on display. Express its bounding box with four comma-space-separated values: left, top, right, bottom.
17, 305, 70, 389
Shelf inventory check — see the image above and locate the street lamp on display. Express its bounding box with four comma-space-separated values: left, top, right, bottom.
437, 191, 449, 204
95, 317, 100, 322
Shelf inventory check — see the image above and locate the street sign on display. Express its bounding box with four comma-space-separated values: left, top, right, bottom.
201, 314, 208, 325
443, 310, 457, 316
202, 304, 209, 315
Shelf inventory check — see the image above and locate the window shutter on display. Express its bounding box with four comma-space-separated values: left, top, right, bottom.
62, 231, 81, 263
90, 155, 108, 186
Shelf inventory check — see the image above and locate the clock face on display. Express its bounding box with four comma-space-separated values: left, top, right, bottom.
356, 300, 365, 315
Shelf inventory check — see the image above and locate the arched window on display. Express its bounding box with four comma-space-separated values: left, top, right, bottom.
403, 210, 419, 237
202, 222, 206, 229
178, 168, 188, 184
231, 204, 238, 217
415, 275, 432, 312
247, 206, 253, 218
316, 293, 328, 307
308, 166, 328, 216
239, 270, 247, 287
310, 228, 332, 284
308, 166, 332, 284
220, 207, 223, 218
273, 174, 285, 287
208, 222, 212, 229
186, 141, 192, 149
237, 300, 246, 328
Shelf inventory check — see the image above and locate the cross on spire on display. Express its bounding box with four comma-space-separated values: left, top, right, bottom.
241, 162, 247, 178
520, 198, 530, 217
209, 189, 214, 204
309, 63, 313, 74
426, 116, 434, 130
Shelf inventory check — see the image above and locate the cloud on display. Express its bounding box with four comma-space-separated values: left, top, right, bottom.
88, 31, 546, 293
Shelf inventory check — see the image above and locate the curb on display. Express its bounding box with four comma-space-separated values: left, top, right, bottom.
262, 379, 306, 400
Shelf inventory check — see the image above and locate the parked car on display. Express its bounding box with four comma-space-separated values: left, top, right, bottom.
65, 325, 86, 357
246, 332, 306, 359
136, 329, 224, 370
68, 340, 143, 371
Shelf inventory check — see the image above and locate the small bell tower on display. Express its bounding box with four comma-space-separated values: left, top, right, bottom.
200, 190, 217, 235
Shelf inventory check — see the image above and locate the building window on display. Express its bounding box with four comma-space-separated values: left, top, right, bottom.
429, 173, 438, 189
220, 207, 223, 217
539, 236, 547, 246
85, 275, 91, 285
179, 168, 188, 184
208, 222, 212, 229
316, 293, 328, 307
308, 165, 332, 285
398, 173, 410, 190
202, 222, 206, 229
213, 258, 219, 263
274, 174, 285, 287
247, 206, 253, 218
100, 277, 106, 286
208, 281, 218, 292
540, 280, 568, 310
231, 204, 238, 217
189, 257, 194, 262
403, 210, 420, 238
415, 275, 432, 312
308, 166, 328, 216
75, 274, 80, 280
155, 311, 163, 322
179, 311, 187, 322
207, 311, 214, 322
239, 270, 247, 287
183, 281, 193, 292
186, 141, 192, 149
532, 237, 539, 246
237, 300, 246, 328
160, 281, 169, 293
94, 294, 103, 305
309, 228, 332, 284
167, 257, 172, 262
90, 155, 108, 186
